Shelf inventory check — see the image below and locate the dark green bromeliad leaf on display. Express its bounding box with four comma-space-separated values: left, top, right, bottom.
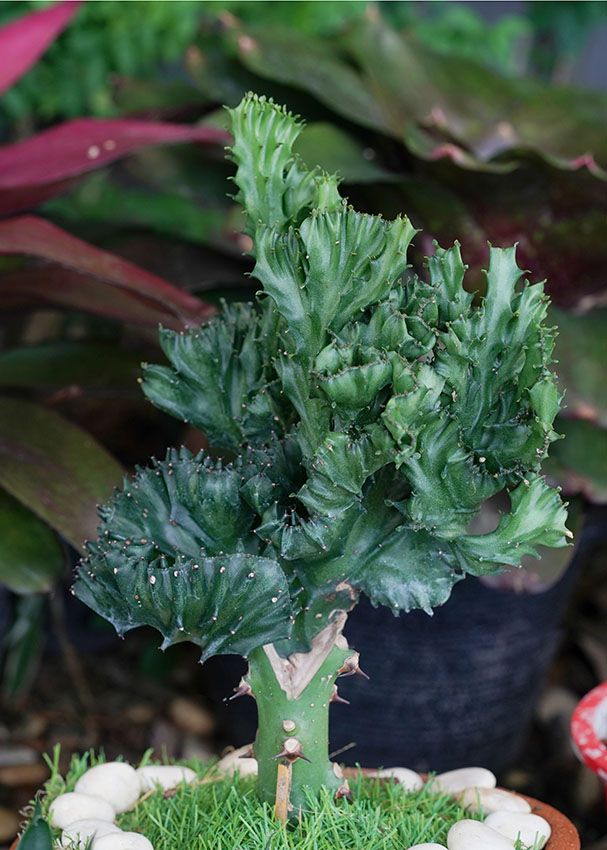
0, 397, 123, 552
0, 341, 143, 391
0, 490, 63, 594
546, 418, 607, 503
229, 18, 607, 175
295, 123, 395, 185
76, 94, 570, 663
3, 594, 46, 699
551, 307, 607, 423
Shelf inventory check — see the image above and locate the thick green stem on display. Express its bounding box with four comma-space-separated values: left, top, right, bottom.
247, 641, 351, 813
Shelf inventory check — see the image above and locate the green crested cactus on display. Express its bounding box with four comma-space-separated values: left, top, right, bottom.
75, 93, 571, 812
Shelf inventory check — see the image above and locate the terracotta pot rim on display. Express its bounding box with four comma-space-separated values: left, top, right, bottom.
9, 786, 579, 850
516, 794, 579, 850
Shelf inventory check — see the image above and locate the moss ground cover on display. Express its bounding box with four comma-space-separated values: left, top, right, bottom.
38, 750, 480, 850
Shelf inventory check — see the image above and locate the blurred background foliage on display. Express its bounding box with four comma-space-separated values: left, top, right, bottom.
0, 10, 606, 839
1, 0, 607, 695
0, 3, 606, 846
2, 0, 607, 130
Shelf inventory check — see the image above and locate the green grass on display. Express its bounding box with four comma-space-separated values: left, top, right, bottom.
118, 773, 475, 850
36, 749, 541, 850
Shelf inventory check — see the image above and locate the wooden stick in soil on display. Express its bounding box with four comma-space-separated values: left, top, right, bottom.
274, 762, 292, 823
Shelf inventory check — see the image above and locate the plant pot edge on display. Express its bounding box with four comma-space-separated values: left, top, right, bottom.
521, 794, 580, 850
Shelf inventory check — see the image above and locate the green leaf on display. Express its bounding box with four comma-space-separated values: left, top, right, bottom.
473, 494, 582, 590
399, 415, 501, 537
299, 207, 416, 339
480, 245, 522, 335
319, 359, 392, 410
75, 446, 295, 662
303, 476, 464, 616
295, 122, 395, 184
298, 427, 393, 517
2, 595, 46, 699
0, 341, 143, 390
427, 242, 473, 325
547, 417, 607, 502
252, 228, 312, 356
45, 172, 230, 252
232, 16, 607, 176
94, 448, 257, 559
0, 397, 123, 552
16, 797, 52, 850
229, 30, 386, 138
0, 490, 63, 594
552, 307, 607, 424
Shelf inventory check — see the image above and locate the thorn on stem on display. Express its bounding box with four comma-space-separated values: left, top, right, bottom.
330, 684, 350, 705
338, 652, 369, 680
227, 678, 253, 701
273, 737, 311, 763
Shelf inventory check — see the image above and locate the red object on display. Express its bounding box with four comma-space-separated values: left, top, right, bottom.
0, 216, 214, 328
0, 0, 83, 94
571, 681, 607, 806
0, 118, 230, 215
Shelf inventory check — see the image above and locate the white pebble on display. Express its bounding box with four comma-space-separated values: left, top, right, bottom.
217, 752, 258, 777
447, 819, 515, 850
94, 832, 154, 850
407, 844, 448, 849
459, 786, 532, 815
226, 756, 258, 777
485, 811, 551, 848
59, 819, 121, 847
433, 767, 496, 795
137, 765, 196, 792
75, 762, 140, 813
375, 767, 424, 791
50, 793, 116, 828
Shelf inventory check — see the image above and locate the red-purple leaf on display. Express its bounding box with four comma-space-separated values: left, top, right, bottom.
0, 216, 214, 329
0, 0, 83, 95
0, 118, 231, 214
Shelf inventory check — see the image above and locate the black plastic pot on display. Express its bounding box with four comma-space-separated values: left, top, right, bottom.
208, 510, 606, 776
333, 562, 580, 774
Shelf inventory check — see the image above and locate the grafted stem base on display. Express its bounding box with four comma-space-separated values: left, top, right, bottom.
248, 643, 349, 813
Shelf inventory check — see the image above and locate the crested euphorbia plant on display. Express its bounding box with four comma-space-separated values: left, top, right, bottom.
75, 94, 571, 812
